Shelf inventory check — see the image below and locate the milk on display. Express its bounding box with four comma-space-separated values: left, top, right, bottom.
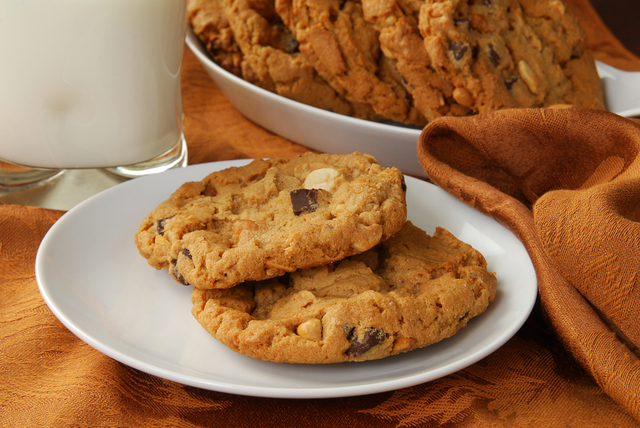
0, 0, 187, 169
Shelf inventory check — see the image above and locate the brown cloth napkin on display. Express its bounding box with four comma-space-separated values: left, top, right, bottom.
417, 106, 640, 421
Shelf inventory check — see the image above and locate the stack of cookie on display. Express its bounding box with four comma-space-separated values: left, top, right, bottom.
187, 0, 604, 126
135, 153, 497, 363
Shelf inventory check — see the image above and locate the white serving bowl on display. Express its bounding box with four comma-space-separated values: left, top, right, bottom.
186, 28, 640, 178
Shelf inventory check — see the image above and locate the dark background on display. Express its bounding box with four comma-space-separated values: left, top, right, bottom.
591, 0, 640, 57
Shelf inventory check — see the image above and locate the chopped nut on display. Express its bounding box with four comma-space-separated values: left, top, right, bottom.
303, 168, 341, 191
297, 318, 323, 341
470, 13, 490, 33
232, 219, 259, 242
452, 87, 474, 108
518, 60, 539, 94
202, 185, 217, 197
392, 337, 416, 353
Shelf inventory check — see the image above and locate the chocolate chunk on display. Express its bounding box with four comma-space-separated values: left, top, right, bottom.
448, 41, 468, 62
181, 248, 192, 260
488, 44, 500, 66
156, 216, 175, 236
290, 189, 319, 215
345, 327, 387, 357
400, 176, 407, 193
505, 75, 519, 90
202, 185, 217, 197
170, 260, 189, 286
286, 37, 300, 54
207, 37, 219, 52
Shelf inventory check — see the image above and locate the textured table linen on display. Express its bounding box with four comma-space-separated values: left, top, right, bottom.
2, 0, 640, 426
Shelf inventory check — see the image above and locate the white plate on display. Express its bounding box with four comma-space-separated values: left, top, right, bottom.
186, 28, 640, 179
36, 160, 537, 399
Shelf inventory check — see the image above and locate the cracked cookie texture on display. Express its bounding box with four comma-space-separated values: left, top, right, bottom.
191, 221, 497, 363
418, 0, 604, 113
189, 0, 604, 125
135, 152, 407, 289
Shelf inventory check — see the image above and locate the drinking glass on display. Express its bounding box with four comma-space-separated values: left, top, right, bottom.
0, 0, 188, 187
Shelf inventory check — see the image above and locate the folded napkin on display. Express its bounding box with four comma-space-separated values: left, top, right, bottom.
417, 106, 640, 420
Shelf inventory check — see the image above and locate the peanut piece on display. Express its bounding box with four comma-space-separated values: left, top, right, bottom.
297, 318, 323, 341
392, 337, 416, 352
232, 219, 259, 242
452, 87, 474, 108
518, 60, 539, 94
304, 168, 341, 191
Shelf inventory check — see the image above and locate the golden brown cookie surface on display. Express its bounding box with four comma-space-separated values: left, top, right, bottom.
191, 221, 497, 363
135, 153, 407, 289
418, 0, 604, 113
276, 0, 426, 125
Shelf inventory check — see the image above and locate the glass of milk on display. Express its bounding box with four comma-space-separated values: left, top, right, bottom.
0, 0, 188, 186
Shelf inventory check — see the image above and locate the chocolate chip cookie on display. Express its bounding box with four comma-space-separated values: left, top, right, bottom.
276, 0, 427, 125
361, 0, 462, 121
135, 153, 407, 289
418, 0, 604, 114
191, 221, 497, 363
190, 0, 379, 118
188, 0, 245, 77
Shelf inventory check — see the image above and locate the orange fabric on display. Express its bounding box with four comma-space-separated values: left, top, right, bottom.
2, 204, 639, 427
417, 107, 640, 422
3, 0, 640, 426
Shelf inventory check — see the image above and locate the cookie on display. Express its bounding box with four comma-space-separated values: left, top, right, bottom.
361, 0, 462, 121
135, 152, 407, 289
276, 0, 427, 125
418, 0, 604, 114
211, 0, 380, 119
191, 221, 497, 363
188, 0, 245, 77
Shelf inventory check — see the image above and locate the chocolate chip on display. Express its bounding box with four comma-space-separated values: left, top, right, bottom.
488, 44, 500, 66
207, 36, 220, 52
290, 189, 319, 215
286, 37, 300, 54
448, 41, 468, 62
181, 248, 192, 260
156, 215, 175, 235
400, 176, 407, 193
174, 271, 189, 286
505, 75, 519, 90
170, 260, 189, 286
202, 185, 217, 197
345, 327, 387, 357
280, 30, 300, 54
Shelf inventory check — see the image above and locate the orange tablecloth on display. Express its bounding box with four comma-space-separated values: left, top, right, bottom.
2, 0, 640, 426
